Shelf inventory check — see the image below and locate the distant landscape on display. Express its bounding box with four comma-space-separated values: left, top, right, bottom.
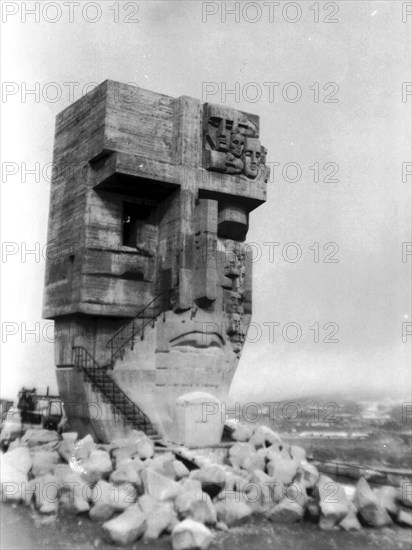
228, 394, 412, 470
2, 392, 411, 470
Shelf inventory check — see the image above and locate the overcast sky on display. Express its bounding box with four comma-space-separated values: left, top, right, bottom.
1, 1, 411, 402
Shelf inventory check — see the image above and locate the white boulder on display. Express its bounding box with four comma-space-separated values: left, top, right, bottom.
190, 464, 226, 497
374, 486, 399, 517
225, 420, 254, 442
267, 457, 298, 484
175, 490, 217, 525
109, 463, 142, 488
31, 450, 61, 477
102, 504, 147, 546
140, 497, 177, 539
173, 460, 190, 479
0, 417, 22, 446
290, 445, 306, 463
150, 452, 177, 478
248, 470, 283, 512
293, 461, 319, 490
249, 426, 280, 448
112, 445, 139, 465
225, 471, 251, 494
0, 446, 32, 503
397, 509, 412, 527
266, 442, 292, 461
141, 466, 181, 501
89, 480, 137, 522
58, 439, 76, 463
353, 478, 392, 527
135, 436, 155, 460
32, 473, 60, 514
58, 469, 91, 514
229, 443, 265, 472
214, 494, 252, 526
0, 464, 28, 503
2, 446, 32, 475
339, 502, 362, 531
172, 519, 213, 550
79, 449, 112, 483
315, 475, 350, 530
71, 434, 95, 462
268, 501, 305, 523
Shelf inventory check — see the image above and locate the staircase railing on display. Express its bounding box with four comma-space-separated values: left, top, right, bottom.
106, 289, 173, 365
72, 346, 157, 436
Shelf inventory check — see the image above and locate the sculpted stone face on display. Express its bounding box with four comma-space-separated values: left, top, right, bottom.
260, 145, 267, 164
160, 201, 252, 366
203, 103, 268, 181
242, 137, 262, 178
225, 132, 245, 174
205, 104, 234, 152
258, 145, 270, 182
209, 117, 233, 152
229, 132, 245, 158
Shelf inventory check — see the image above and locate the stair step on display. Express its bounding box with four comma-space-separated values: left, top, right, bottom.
76, 345, 158, 438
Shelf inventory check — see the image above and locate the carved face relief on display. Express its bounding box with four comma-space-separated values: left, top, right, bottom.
229, 132, 245, 158
258, 145, 270, 183
159, 209, 252, 365
204, 104, 235, 153
226, 291, 242, 314
235, 115, 258, 138
208, 117, 233, 152
203, 104, 267, 181
227, 312, 242, 336
225, 132, 245, 174
260, 145, 267, 165
242, 137, 261, 179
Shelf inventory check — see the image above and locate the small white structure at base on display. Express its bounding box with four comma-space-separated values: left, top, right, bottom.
176, 392, 222, 447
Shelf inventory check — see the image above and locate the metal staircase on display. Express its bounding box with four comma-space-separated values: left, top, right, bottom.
72, 346, 158, 437
106, 289, 173, 366
71, 290, 174, 438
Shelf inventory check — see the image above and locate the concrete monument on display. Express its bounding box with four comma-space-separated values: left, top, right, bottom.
43, 81, 269, 444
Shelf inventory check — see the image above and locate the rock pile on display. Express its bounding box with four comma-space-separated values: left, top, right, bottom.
1, 425, 411, 549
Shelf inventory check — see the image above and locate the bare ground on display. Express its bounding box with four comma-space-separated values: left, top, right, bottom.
1, 502, 411, 550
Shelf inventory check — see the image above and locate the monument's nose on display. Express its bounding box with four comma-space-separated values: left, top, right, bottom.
190, 200, 247, 312
217, 118, 227, 136
216, 119, 230, 151
192, 199, 218, 309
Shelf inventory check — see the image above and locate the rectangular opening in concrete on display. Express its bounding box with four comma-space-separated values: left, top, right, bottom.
122, 202, 154, 247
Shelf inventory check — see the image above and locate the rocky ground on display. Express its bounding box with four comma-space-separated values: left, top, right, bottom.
1, 423, 411, 549
2, 503, 412, 550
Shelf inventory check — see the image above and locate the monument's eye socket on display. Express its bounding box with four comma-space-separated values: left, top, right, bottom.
208, 117, 221, 128
208, 117, 234, 131
122, 202, 153, 247
232, 137, 242, 146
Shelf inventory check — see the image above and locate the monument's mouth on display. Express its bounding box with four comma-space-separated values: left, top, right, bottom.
170, 331, 223, 349
217, 137, 228, 150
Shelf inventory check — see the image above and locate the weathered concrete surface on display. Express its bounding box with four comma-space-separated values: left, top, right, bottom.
43, 82, 269, 444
